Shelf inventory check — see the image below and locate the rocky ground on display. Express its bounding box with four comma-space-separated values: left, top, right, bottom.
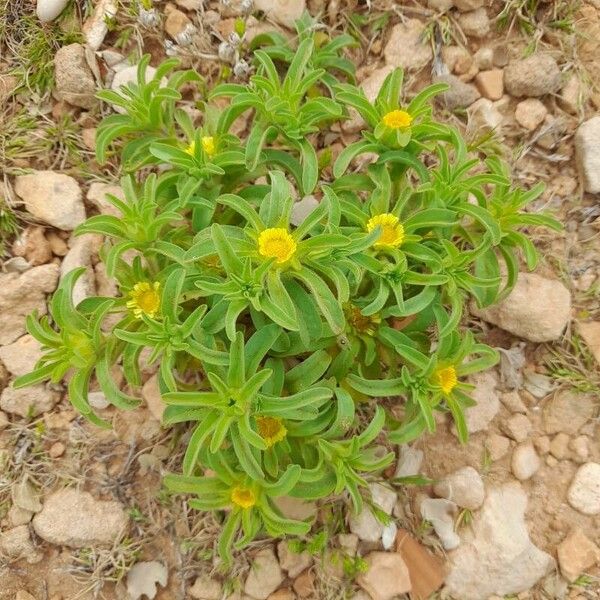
0, 0, 600, 599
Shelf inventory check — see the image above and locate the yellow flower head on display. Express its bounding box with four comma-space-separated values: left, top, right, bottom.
256, 416, 287, 448
231, 486, 256, 509
345, 304, 381, 337
185, 140, 195, 155
382, 109, 413, 129
127, 281, 161, 319
258, 228, 297, 264
435, 366, 458, 395
202, 136, 216, 156
367, 213, 405, 248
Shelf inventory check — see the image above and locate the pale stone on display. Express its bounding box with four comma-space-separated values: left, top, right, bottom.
575, 116, 600, 193
485, 434, 510, 461
36, 0, 69, 22
445, 484, 554, 600
189, 575, 222, 600
349, 505, 384, 543
164, 6, 194, 40
442, 45, 473, 75
395, 444, 424, 478
253, 0, 305, 29
0, 385, 60, 417
434, 466, 485, 510
501, 391, 527, 414
384, 20, 433, 71
502, 414, 532, 443
577, 321, 600, 364
457, 371, 500, 435
357, 552, 411, 600
54, 43, 97, 109
474, 47, 494, 70
277, 540, 312, 578
511, 444, 540, 480
33, 488, 128, 547
87, 182, 124, 217
420, 498, 460, 550
142, 374, 165, 422
111, 65, 159, 113
454, 0, 483, 10
338, 533, 359, 556
60, 234, 99, 305
559, 73, 580, 114
0, 335, 42, 377
549, 432, 570, 460
0, 525, 42, 563
467, 98, 503, 133
471, 272, 571, 342
290, 195, 319, 226
273, 496, 317, 521
567, 463, 600, 515
126, 561, 168, 600
370, 482, 396, 514
474, 69, 504, 100
14, 171, 85, 231
12, 226, 52, 266
504, 54, 561, 97
543, 389, 595, 435
515, 98, 548, 130
244, 547, 284, 600
557, 529, 600, 582
570, 436, 590, 462
457, 8, 490, 38
428, 0, 454, 10
435, 73, 480, 109
83, 0, 117, 50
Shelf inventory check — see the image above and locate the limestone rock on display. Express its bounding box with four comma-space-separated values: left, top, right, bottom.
567, 463, 600, 515
54, 43, 97, 109
14, 171, 85, 231
467, 98, 503, 134
575, 116, 600, 193
126, 561, 168, 600
500, 391, 527, 414
444, 484, 554, 600
189, 575, 222, 600
557, 528, 600, 582
349, 505, 384, 543
0, 385, 60, 417
420, 498, 460, 550
277, 540, 312, 578
33, 488, 128, 547
111, 64, 159, 114
290, 195, 319, 226
142, 374, 166, 422
164, 6, 195, 43
83, 0, 117, 50
515, 98, 548, 130
502, 413, 532, 442
384, 20, 433, 71
0, 335, 42, 377
577, 321, 600, 365
442, 45, 473, 75
60, 235, 100, 305
511, 444, 540, 481
12, 226, 52, 266
474, 69, 504, 100
253, 0, 305, 29
428, 0, 454, 10
395, 444, 424, 478
244, 547, 284, 600
471, 272, 571, 342
559, 73, 581, 114
273, 496, 317, 522
543, 389, 595, 435
549, 432, 570, 460
36, 0, 69, 22
504, 54, 561, 97
357, 552, 411, 600
457, 8, 490, 38
435, 73, 480, 109
485, 434, 510, 461
87, 182, 124, 217
458, 371, 500, 435
434, 466, 485, 510
0, 525, 42, 563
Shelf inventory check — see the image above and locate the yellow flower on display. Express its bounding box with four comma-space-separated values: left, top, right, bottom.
345, 304, 381, 336
256, 416, 287, 448
185, 140, 195, 155
258, 228, 297, 264
435, 366, 458, 395
367, 213, 405, 248
231, 486, 256, 509
382, 109, 413, 129
202, 136, 216, 156
127, 281, 161, 319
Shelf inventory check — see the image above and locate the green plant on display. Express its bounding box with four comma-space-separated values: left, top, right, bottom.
16, 14, 561, 563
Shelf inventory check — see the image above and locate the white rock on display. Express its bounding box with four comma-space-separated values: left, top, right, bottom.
33, 488, 128, 547
189, 574, 222, 600
485, 434, 510, 461
543, 389, 595, 435
370, 482, 397, 514
253, 0, 305, 29
384, 20, 433, 71
457, 371, 500, 435
556, 528, 600, 582
36, 0, 69, 23
381, 521, 398, 550
0, 525, 42, 563
244, 547, 283, 600
290, 195, 319, 227
0, 264, 59, 345
559, 73, 581, 115
502, 413, 532, 442
54, 43, 97, 109
457, 8, 490, 38
500, 391, 527, 414
357, 552, 411, 600
349, 505, 384, 543
14, 171, 85, 231
434, 466, 485, 510
567, 463, 600, 515
277, 540, 312, 578
467, 98, 503, 134
549, 432, 570, 460
272, 496, 317, 521
504, 54, 561, 97
0, 385, 59, 418
511, 444, 540, 480
60, 235, 100, 305
471, 272, 571, 342
83, 0, 118, 50
12, 476, 42, 513
420, 497, 460, 550
575, 116, 600, 193
444, 484, 554, 600
395, 444, 424, 478
87, 183, 123, 217
515, 98, 547, 130
111, 65, 159, 113
126, 561, 168, 600
0, 335, 42, 377
88, 390, 110, 410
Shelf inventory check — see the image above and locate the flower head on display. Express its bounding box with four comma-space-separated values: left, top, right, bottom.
367, 213, 405, 248
434, 366, 458, 395
382, 109, 413, 129
345, 304, 381, 337
202, 136, 216, 156
256, 416, 287, 448
185, 140, 195, 155
258, 228, 297, 264
231, 486, 256, 509
127, 281, 161, 319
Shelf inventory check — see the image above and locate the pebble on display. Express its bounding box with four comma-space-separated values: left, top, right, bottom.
253, 0, 305, 29
511, 444, 540, 480
337, 533, 358, 557
485, 434, 510, 461
292, 570, 314, 598
277, 540, 312, 579
33, 489, 128, 547
83, 0, 117, 50
501, 391, 527, 414
549, 433, 570, 460
504, 54, 561, 97
458, 371, 500, 435
48, 442, 66, 458
567, 463, 600, 515
14, 171, 85, 231
454, 0, 483, 10
474, 47, 494, 70
164, 6, 195, 42
244, 548, 284, 600
12, 226, 52, 266
54, 43, 97, 109
420, 497, 460, 550
457, 8, 490, 38
467, 98, 503, 133
444, 484, 553, 600
575, 116, 600, 193
471, 272, 571, 343
433, 466, 485, 510
0, 525, 42, 563
442, 45, 473, 75
384, 20, 433, 71
36, 0, 69, 22
556, 528, 600, 582
60, 234, 99, 305
559, 73, 581, 115
126, 561, 168, 600
543, 390, 595, 435
435, 74, 480, 109
514, 98, 548, 130
474, 69, 504, 100
0, 385, 60, 418
0, 335, 42, 377
570, 436, 589, 462
502, 414, 532, 443
395, 444, 424, 478
46, 231, 69, 257
533, 436, 551, 456
428, 0, 454, 10
357, 552, 412, 600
